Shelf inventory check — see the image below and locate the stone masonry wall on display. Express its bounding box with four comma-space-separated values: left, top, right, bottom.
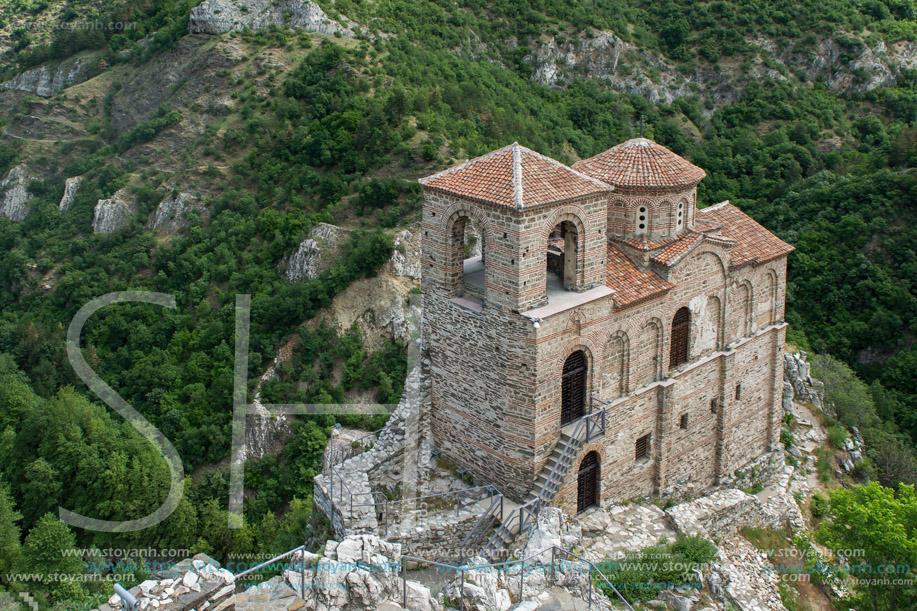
545, 246, 789, 509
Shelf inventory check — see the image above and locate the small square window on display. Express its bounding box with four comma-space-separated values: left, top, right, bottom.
635, 433, 651, 460
680, 413, 689, 429
735, 384, 742, 400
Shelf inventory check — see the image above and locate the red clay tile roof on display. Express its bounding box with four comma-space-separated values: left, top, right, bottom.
651, 231, 706, 266
419, 143, 612, 209
697, 201, 794, 267
573, 138, 706, 191
611, 233, 678, 251
606, 242, 673, 308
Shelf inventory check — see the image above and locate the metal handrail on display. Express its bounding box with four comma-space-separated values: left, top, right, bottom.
400, 545, 634, 611
483, 403, 608, 557
460, 492, 504, 563
553, 546, 636, 611
323, 427, 384, 471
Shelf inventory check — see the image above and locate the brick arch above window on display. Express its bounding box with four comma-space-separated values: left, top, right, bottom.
438, 201, 493, 243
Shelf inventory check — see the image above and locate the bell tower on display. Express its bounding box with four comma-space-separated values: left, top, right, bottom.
419, 143, 611, 498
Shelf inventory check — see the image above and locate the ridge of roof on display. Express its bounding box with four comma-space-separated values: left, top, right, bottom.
418, 142, 613, 209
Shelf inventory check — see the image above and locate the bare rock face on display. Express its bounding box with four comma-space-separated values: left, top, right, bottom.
390, 229, 421, 279
286, 238, 321, 282
0, 165, 33, 222
59, 177, 82, 212
91, 189, 137, 234
147, 191, 200, 233
0, 59, 84, 97
284, 222, 351, 282
188, 0, 351, 35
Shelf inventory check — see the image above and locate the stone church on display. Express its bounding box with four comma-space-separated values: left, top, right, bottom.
419, 138, 793, 515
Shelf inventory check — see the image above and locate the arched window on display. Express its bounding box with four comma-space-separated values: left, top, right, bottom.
451, 216, 485, 300
561, 350, 587, 426
636, 206, 648, 235
577, 451, 600, 513
546, 221, 578, 295
669, 307, 690, 368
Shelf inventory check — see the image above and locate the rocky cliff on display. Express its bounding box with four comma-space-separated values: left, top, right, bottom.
58, 176, 82, 212
284, 222, 351, 282
529, 30, 916, 106
147, 191, 200, 233
91, 189, 137, 234
0, 58, 85, 97
0, 165, 33, 222
188, 0, 351, 36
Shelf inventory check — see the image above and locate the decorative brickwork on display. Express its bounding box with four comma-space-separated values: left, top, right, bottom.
420, 139, 793, 509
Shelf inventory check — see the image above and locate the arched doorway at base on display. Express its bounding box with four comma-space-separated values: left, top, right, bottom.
577, 451, 600, 513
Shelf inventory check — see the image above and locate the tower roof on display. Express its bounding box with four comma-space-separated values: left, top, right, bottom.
419, 142, 612, 209
573, 138, 706, 191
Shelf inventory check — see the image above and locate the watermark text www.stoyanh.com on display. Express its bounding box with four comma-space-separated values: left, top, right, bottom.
16, 21, 137, 32
63, 291, 419, 533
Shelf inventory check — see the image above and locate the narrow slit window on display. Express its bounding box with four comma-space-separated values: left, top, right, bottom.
735, 384, 742, 400
680, 413, 689, 429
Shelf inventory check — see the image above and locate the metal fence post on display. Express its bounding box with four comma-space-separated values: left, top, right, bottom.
520, 557, 524, 601
300, 545, 305, 599
551, 547, 555, 586
402, 559, 407, 607
460, 568, 465, 610
588, 563, 593, 610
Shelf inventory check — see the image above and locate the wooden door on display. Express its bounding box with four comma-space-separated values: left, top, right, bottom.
561, 351, 586, 426
577, 452, 599, 513
669, 307, 690, 368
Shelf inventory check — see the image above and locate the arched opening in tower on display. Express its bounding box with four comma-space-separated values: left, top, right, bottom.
546, 221, 577, 295
455, 217, 485, 298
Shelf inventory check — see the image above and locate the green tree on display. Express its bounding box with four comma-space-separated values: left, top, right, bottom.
0, 482, 22, 574
22, 513, 83, 585
818, 482, 917, 610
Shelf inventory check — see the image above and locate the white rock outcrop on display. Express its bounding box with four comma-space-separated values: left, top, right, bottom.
279, 535, 441, 611
59, 177, 82, 212
390, 229, 421, 279
285, 222, 351, 282
286, 238, 321, 282
0, 165, 33, 222
188, 0, 350, 35
91, 189, 137, 234
147, 191, 200, 233
0, 59, 84, 97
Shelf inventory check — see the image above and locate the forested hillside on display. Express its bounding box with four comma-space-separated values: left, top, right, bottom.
0, 0, 916, 608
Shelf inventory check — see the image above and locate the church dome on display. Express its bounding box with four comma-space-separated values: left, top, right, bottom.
573, 138, 706, 191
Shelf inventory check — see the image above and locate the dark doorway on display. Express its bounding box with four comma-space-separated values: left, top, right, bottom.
561, 351, 587, 426
577, 451, 600, 513
669, 307, 690, 368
